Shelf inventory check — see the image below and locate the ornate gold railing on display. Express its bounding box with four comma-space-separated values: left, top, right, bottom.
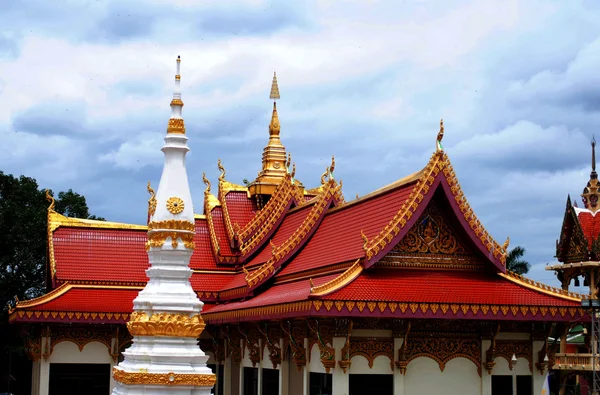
553, 353, 600, 370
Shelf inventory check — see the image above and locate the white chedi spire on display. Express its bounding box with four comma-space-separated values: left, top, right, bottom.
112, 57, 215, 395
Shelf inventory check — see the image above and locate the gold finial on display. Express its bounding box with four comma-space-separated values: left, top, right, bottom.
285, 153, 291, 171
270, 239, 276, 254
45, 189, 55, 212
356, 193, 359, 199
269, 71, 280, 100
242, 265, 249, 277
503, 236, 510, 252
309, 278, 315, 291
202, 172, 211, 193
329, 155, 335, 179
291, 163, 296, 179
361, 230, 368, 249
436, 119, 444, 151
233, 222, 241, 235
147, 182, 157, 220
217, 159, 226, 182
320, 166, 329, 185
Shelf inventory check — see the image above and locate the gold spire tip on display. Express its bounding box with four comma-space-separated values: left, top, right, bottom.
269, 71, 280, 100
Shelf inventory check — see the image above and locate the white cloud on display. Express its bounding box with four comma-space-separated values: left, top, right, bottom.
99, 131, 164, 170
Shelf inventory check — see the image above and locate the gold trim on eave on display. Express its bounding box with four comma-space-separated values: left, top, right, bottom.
113, 369, 215, 387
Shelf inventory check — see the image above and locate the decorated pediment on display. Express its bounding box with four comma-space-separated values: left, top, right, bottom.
379, 198, 482, 269
556, 196, 589, 263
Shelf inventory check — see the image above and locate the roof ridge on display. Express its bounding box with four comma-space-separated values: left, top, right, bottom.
309, 259, 363, 297
48, 211, 147, 232
499, 271, 585, 302
246, 180, 340, 288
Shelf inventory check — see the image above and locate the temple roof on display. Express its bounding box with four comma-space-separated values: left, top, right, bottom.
9, 140, 588, 325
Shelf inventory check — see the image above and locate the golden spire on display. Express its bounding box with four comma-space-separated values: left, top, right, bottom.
582, 137, 600, 213
269, 71, 280, 100
202, 172, 211, 194
248, 71, 301, 202
45, 189, 55, 212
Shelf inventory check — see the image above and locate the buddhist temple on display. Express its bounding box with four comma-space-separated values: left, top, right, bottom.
8, 64, 591, 395
546, 138, 600, 395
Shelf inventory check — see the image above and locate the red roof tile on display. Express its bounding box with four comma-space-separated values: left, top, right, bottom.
191, 220, 221, 271
225, 191, 257, 229
190, 272, 236, 292
322, 269, 580, 307
246, 204, 313, 268
577, 211, 600, 248
53, 227, 149, 283
28, 287, 138, 312
208, 274, 339, 313
277, 183, 415, 277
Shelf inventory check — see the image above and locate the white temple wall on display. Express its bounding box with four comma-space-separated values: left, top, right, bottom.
49, 340, 113, 364
492, 356, 530, 376
405, 357, 480, 395
242, 346, 253, 368
308, 344, 327, 373
288, 363, 304, 395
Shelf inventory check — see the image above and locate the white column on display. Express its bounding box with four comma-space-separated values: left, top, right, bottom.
393, 338, 405, 395
239, 338, 245, 395
332, 337, 348, 395
39, 339, 50, 395
302, 338, 310, 395
258, 339, 264, 395
481, 339, 492, 395
532, 340, 547, 395
279, 339, 289, 395
224, 351, 233, 395
30, 359, 40, 395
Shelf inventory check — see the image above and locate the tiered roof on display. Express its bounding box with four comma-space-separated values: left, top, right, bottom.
9, 141, 586, 326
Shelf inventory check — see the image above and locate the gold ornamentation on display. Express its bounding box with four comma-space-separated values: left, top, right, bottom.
148, 220, 195, 232
147, 182, 157, 220
217, 159, 226, 182
582, 137, 600, 213
202, 172, 211, 194
146, 231, 195, 250
495, 340, 533, 372
436, 119, 444, 151
503, 236, 510, 252
388, 201, 477, 267
167, 118, 185, 134
310, 259, 363, 296
127, 312, 205, 338
307, 320, 336, 373
321, 166, 329, 185
286, 153, 292, 171
166, 197, 185, 215
175, 74, 181, 81
45, 189, 55, 211
113, 369, 215, 387
281, 322, 307, 370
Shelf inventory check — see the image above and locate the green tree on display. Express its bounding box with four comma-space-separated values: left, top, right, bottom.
0, 172, 104, 306
506, 246, 531, 275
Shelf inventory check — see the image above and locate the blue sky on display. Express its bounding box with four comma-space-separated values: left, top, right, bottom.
1, 0, 600, 287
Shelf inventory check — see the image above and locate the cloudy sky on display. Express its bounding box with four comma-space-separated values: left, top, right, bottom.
1, 0, 599, 287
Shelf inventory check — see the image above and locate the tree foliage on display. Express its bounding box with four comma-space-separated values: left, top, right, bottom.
506, 245, 531, 275
0, 172, 103, 310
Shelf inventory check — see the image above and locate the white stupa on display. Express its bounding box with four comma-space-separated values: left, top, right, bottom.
112, 56, 215, 395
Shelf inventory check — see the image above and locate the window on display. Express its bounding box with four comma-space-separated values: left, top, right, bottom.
244, 367, 259, 395
49, 363, 110, 395
309, 372, 332, 395
262, 368, 279, 395
349, 374, 393, 395
491, 375, 513, 395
